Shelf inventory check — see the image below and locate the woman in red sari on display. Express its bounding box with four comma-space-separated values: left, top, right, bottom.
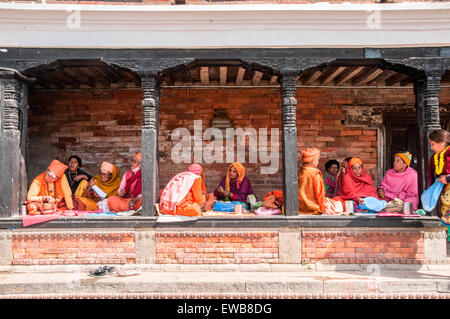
107, 153, 142, 212
336, 157, 378, 206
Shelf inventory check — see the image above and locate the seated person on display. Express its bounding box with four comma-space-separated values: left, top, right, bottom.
192, 164, 218, 212
336, 157, 378, 206
377, 151, 419, 211
26, 159, 74, 215
298, 148, 343, 215
213, 162, 257, 204
107, 153, 142, 212
64, 155, 92, 195
159, 163, 205, 217
75, 161, 122, 211
323, 159, 339, 198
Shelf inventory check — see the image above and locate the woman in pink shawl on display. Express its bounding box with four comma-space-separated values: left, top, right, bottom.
377, 152, 419, 211
159, 164, 205, 216
107, 153, 142, 212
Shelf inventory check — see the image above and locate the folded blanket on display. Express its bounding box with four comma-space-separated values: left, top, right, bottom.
376, 212, 421, 217
22, 209, 105, 227
22, 214, 62, 227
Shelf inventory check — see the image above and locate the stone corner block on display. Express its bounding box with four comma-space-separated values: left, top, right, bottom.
278, 228, 301, 264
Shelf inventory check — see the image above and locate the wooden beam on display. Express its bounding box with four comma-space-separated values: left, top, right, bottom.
60, 68, 92, 88
219, 66, 227, 86
304, 70, 322, 85
370, 70, 397, 86
269, 75, 278, 85
200, 66, 209, 86
252, 71, 263, 86
385, 73, 409, 86
100, 65, 124, 83
321, 66, 346, 85
334, 66, 365, 86
236, 67, 245, 86
352, 67, 384, 86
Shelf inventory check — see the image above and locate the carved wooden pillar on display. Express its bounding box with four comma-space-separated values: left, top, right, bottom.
414, 79, 427, 202
280, 71, 299, 216
138, 71, 160, 216
421, 70, 443, 216
0, 71, 28, 217
423, 70, 443, 139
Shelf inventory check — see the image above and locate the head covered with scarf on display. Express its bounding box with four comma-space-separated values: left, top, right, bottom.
301, 148, 320, 163
93, 162, 122, 197
225, 162, 246, 192
189, 163, 207, 193
337, 157, 378, 200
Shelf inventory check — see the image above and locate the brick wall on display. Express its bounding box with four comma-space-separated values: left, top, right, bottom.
27, 86, 449, 200
155, 231, 279, 264
302, 230, 425, 264
8, 228, 444, 266
12, 232, 135, 265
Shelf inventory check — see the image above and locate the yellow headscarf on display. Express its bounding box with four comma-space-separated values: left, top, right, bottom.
93, 164, 122, 198
225, 162, 246, 191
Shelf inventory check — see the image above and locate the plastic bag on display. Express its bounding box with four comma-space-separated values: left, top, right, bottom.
213, 201, 247, 212
357, 197, 387, 212
421, 179, 445, 212
255, 207, 282, 216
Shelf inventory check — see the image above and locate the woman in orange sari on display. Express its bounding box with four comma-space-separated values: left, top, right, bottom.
26, 160, 74, 215
159, 163, 206, 217
297, 148, 344, 215
74, 161, 122, 211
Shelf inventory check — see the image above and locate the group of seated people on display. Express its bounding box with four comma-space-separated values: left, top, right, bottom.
306, 149, 419, 214
26, 153, 143, 215
25, 149, 418, 217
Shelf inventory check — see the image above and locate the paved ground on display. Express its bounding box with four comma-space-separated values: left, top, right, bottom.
0, 262, 449, 299
0, 241, 447, 299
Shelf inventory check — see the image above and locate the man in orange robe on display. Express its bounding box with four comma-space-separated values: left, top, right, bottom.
159, 164, 205, 217
298, 148, 344, 215
26, 159, 74, 215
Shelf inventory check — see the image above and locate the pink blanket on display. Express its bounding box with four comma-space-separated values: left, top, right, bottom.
378, 167, 419, 211
377, 212, 420, 217
159, 171, 200, 212
22, 209, 103, 227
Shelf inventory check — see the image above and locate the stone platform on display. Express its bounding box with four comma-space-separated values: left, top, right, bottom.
0, 262, 449, 299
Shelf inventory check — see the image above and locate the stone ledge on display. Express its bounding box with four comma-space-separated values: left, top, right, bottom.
1, 263, 449, 273
0, 215, 444, 229
2, 292, 449, 299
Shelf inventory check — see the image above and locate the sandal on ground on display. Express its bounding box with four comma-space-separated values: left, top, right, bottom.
88, 266, 109, 278
102, 265, 117, 274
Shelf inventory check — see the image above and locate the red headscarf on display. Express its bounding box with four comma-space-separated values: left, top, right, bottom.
337, 158, 378, 200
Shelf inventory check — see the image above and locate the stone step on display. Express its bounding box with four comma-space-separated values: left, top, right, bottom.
0, 265, 449, 299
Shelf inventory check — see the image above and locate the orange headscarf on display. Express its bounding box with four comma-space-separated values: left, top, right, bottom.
225, 162, 246, 192
135, 152, 142, 162
47, 160, 68, 178
301, 148, 320, 163
349, 157, 363, 167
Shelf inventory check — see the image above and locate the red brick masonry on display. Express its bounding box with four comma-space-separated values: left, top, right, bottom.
9, 229, 437, 265
155, 231, 279, 264
12, 232, 136, 265
302, 231, 425, 264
